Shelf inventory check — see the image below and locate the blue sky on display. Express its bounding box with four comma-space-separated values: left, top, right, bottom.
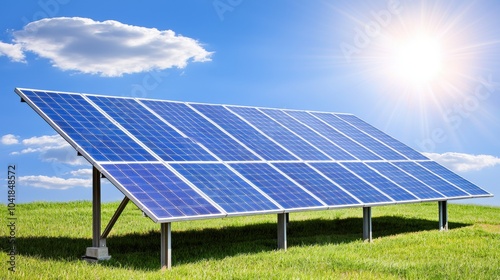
1, 0, 499, 205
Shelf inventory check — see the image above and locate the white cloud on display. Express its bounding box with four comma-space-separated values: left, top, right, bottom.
1, 134, 20, 145
12, 135, 97, 190
7, 17, 212, 76
0, 41, 25, 62
11, 134, 88, 166
423, 152, 500, 172
19, 175, 91, 190
70, 168, 93, 177
21, 134, 66, 146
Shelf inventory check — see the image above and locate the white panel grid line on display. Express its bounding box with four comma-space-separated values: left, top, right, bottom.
362, 162, 425, 201
281, 109, 359, 160
394, 162, 473, 199
83, 95, 165, 162
100, 162, 229, 222
161, 163, 230, 216
135, 99, 193, 139
97, 164, 165, 223
335, 114, 429, 161
256, 108, 336, 161
330, 113, 411, 160
416, 163, 474, 197
185, 103, 267, 162
339, 163, 398, 203
307, 112, 385, 160
388, 162, 451, 198
265, 163, 329, 207
134, 99, 224, 162
96, 161, 163, 165
100, 169, 162, 222
303, 163, 365, 206
223, 105, 302, 161
159, 160, 402, 164
353, 163, 421, 203
15, 89, 95, 167
371, 162, 456, 201
222, 163, 287, 211
140, 100, 263, 162
170, 162, 286, 214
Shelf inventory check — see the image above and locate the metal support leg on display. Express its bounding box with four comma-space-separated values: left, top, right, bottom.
92, 166, 101, 247
277, 213, 287, 250
363, 207, 372, 242
439, 201, 448, 231
161, 223, 172, 270
84, 167, 110, 261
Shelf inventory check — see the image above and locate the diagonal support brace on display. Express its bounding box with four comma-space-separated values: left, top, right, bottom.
100, 196, 130, 247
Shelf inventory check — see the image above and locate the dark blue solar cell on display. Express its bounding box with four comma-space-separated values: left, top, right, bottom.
230, 163, 325, 209
311, 162, 392, 204
285, 111, 381, 160
341, 162, 418, 202
393, 162, 470, 198
367, 162, 444, 200
228, 106, 329, 160
312, 113, 406, 160
335, 114, 428, 160
261, 109, 355, 160
171, 163, 280, 214
191, 104, 297, 161
272, 162, 361, 206
21, 90, 155, 162
141, 100, 259, 161
88, 96, 216, 162
102, 163, 222, 220
418, 161, 491, 196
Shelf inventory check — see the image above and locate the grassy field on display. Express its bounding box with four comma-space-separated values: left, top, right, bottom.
1, 201, 499, 279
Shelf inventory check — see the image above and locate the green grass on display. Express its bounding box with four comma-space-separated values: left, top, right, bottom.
1, 201, 499, 279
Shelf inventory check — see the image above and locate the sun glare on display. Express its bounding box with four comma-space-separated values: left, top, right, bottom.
392, 35, 443, 85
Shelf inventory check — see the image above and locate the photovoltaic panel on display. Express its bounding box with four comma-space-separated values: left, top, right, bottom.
311, 162, 393, 204
272, 162, 361, 206
340, 162, 419, 202
393, 162, 470, 198
191, 104, 297, 161
312, 112, 406, 160
230, 163, 325, 209
171, 163, 281, 214
21, 90, 156, 162
228, 106, 330, 160
335, 114, 428, 160
15, 88, 492, 224
102, 163, 223, 221
260, 109, 356, 160
417, 161, 490, 196
140, 100, 260, 161
88, 96, 217, 161
367, 162, 444, 200
285, 110, 382, 160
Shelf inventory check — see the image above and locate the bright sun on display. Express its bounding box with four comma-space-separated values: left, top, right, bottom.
391, 35, 443, 85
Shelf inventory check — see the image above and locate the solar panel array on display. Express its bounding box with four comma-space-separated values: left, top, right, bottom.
15, 88, 492, 222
